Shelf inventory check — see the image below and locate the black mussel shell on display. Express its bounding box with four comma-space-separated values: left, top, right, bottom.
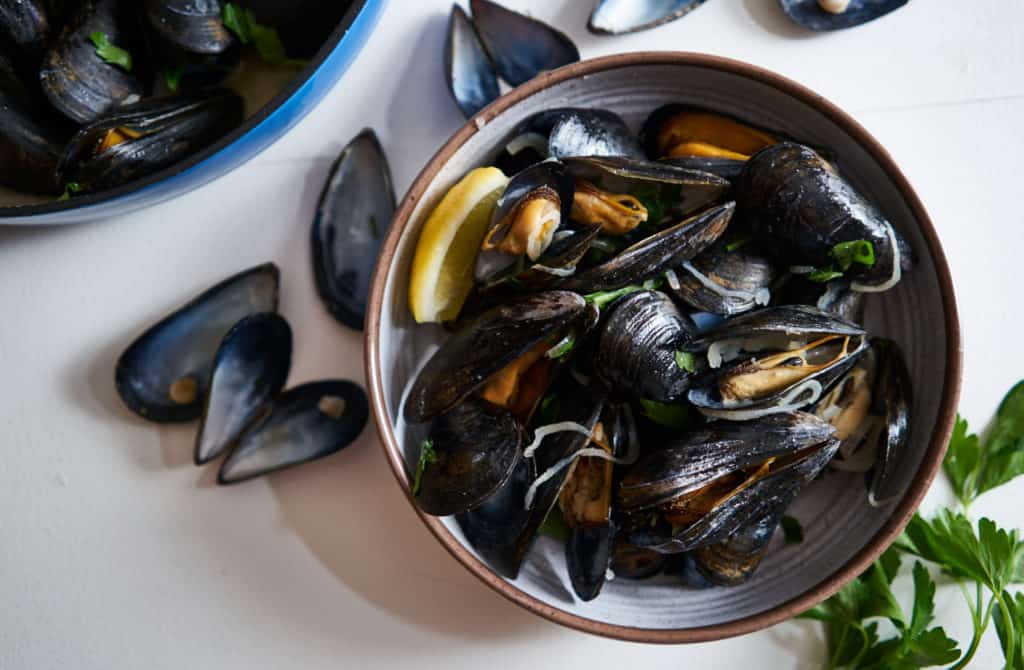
404, 291, 585, 423
777, 276, 867, 324
739, 143, 913, 292
566, 524, 615, 601
693, 508, 781, 586
474, 225, 601, 301
144, 0, 234, 55
469, 0, 579, 87
59, 88, 244, 193
194, 313, 292, 465
779, 0, 908, 31
40, 0, 145, 124
868, 339, 911, 506
445, 5, 499, 119
689, 304, 865, 353
311, 129, 395, 330
595, 290, 697, 403
218, 380, 368, 484
659, 156, 746, 181
619, 411, 836, 510
414, 397, 523, 516
547, 110, 644, 160
609, 538, 665, 579
630, 438, 839, 553
667, 239, 777, 315
588, 0, 710, 35
0, 0, 52, 65
115, 263, 279, 423
0, 54, 65, 195
559, 201, 734, 293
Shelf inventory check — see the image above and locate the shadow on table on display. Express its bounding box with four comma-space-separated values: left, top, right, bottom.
267, 426, 550, 643
741, 0, 811, 39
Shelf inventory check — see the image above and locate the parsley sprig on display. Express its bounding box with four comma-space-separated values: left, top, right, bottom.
223, 3, 303, 66
808, 240, 877, 283
804, 380, 1024, 669
89, 31, 132, 71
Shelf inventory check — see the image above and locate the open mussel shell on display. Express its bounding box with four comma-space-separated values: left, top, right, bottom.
693, 508, 782, 586
779, 0, 909, 31
194, 313, 292, 466
404, 290, 585, 423
115, 263, 280, 423
640, 105, 777, 161
559, 201, 735, 293
0, 55, 65, 195
609, 538, 665, 579
739, 143, 913, 292
312, 129, 395, 330
445, 5, 499, 119
588, 0, 710, 35
218, 380, 368, 484
144, 0, 234, 55
667, 240, 777, 315
469, 0, 579, 87
595, 290, 698, 403
619, 411, 836, 511
59, 88, 244, 193
687, 305, 868, 419
867, 339, 911, 507
547, 110, 643, 160
415, 397, 523, 516
777, 276, 867, 324
40, 0, 145, 124
629, 436, 839, 553
659, 156, 747, 182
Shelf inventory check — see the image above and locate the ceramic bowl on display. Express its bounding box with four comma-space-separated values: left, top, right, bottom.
0, 0, 385, 224
365, 52, 961, 643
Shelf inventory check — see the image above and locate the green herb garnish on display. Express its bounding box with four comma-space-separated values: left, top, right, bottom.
808, 268, 845, 283
584, 284, 645, 310
781, 515, 804, 544
58, 182, 82, 201
537, 393, 560, 425
674, 350, 696, 373
89, 31, 132, 71
632, 182, 683, 230
223, 3, 291, 65
638, 399, 690, 430
164, 66, 184, 92
806, 240, 876, 283
725, 235, 753, 252
545, 334, 575, 361
410, 438, 437, 497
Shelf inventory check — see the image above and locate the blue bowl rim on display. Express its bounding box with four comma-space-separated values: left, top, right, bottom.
0, 0, 372, 219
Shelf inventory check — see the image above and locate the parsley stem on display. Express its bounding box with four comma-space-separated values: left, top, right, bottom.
995, 592, 1016, 669
950, 592, 997, 670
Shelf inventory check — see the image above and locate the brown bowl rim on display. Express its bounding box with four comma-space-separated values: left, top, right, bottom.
364, 51, 962, 644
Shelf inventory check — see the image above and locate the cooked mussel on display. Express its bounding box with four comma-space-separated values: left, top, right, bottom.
40, 0, 145, 124
404, 291, 586, 423
0, 54, 65, 194
609, 538, 665, 579
692, 508, 782, 586
688, 305, 868, 419
194, 313, 292, 465
738, 143, 913, 292
868, 339, 910, 506
311, 129, 395, 330
445, 4, 499, 118
779, 0, 909, 31
0, 0, 52, 65
777, 275, 867, 324
559, 201, 734, 293
59, 88, 244, 193
115, 263, 279, 422
595, 290, 698, 403
588, 0, 710, 35
218, 379, 368, 484
414, 396, 523, 516
469, 0, 578, 87
640, 105, 777, 161
666, 239, 776, 315
144, 0, 234, 55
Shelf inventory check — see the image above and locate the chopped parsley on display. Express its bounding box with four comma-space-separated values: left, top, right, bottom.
410, 438, 437, 497
674, 350, 696, 373
164, 66, 184, 92
58, 182, 82, 201
545, 334, 575, 360
808, 240, 876, 283
639, 399, 690, 430
89, 32, 132, 71
725, 235, 754, 252
223, 3, 291, 65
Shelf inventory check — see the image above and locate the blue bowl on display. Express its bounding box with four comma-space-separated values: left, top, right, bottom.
0, 0, 386, 225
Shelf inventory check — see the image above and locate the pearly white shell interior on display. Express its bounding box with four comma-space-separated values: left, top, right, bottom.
375, 62, 949, 630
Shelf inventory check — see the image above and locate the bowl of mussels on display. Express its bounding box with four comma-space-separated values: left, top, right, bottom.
365, 52, 961, 641
0, 0, 384, 224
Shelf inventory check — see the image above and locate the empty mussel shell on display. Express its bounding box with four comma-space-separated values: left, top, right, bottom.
403, 290, 586, 423
144, 0, 234, 55
40, 0, 145, 124
194, 313, 292, 465
779, 0, 909, 31
218, 380, 369, 484
311, 128, 396, 330
693, 508, 782, 586
115, 263, 279, 423
59, 88, 244, 193
469, 0, 579, 87
445, 5, 499, 118
588, 0, 710, 35
547, 109, 644, 160
414, 396, 523, 516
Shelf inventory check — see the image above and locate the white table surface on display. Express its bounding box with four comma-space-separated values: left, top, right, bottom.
2, 1, 1021, 668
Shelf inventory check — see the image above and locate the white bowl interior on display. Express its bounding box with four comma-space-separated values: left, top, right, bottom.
375, 62, 949, 630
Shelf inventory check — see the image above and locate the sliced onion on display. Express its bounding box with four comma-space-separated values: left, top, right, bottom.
790, 265, 815, 275
532, 263, 577, 277
506, 131, 548, 157
663, 268, 681, 291
851, 222, 902, 293
523, 421, 592, 458
696, 379, 824, 421
680, 261, 767, 308
524, 445, 641, 509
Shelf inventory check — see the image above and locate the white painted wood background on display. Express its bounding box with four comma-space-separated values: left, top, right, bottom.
1, 1, 1020, 667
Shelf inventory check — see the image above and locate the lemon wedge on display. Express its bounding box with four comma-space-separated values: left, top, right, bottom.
408, 167, 509, 323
